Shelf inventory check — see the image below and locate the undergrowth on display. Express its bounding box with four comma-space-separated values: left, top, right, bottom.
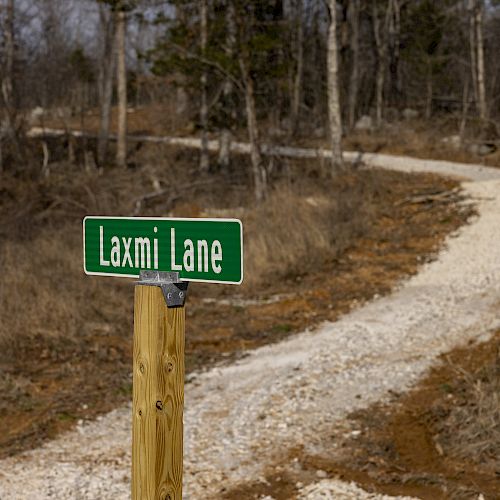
0, 146, 414, 356
437, 345, 500, 471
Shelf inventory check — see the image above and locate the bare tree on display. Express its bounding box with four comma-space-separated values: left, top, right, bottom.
475, 0, 487, 123
468, 0, 487, 124
372, 0, 392, 128
327, 0, 343, 170
200, 0, 209, 172
1, 0, 14, 127
230, 0, 269, 201
240, 55, 266, 202
218, 0, 236, 170
388, 0, 402, 105
97, 5, 117, 165
116, 8, 127, 167
468, 0, 478, 110
0, 0, 18, 171
459, 76, 470, 143
290, 0, 304, 135
347, 0, 360, 131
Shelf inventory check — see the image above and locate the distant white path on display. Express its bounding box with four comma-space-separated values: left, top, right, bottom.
1, 157, 500, 499
27, 126, 500, 183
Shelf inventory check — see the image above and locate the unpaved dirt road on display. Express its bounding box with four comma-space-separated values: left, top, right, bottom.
1, 159, 500, 500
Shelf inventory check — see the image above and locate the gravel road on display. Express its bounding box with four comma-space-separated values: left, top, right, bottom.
1, 159, 500, 500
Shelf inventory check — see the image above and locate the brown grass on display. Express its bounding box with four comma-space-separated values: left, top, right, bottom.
301, 331, 500, 500
0, 145, 473, 457
343, 119, 500, 168
437, 346, 500, 470
0, 148, 379, 352
243, 173, 380, 286
0, 153, 465, 355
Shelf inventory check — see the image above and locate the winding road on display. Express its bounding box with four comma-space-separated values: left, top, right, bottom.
1, 155, 500, 499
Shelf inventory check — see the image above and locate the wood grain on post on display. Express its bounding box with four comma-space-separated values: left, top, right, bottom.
132, 285, 185, 500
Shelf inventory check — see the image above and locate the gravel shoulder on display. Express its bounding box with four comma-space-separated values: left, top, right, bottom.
1, 161, 500, 500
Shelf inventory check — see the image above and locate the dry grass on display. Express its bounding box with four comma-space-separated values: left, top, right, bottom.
0, 229, 130, 352
304, 332, 500, 500
438, 347, 500, 470
35, 102, 194, 138
0, 144, 473, 457
0, 149, 381, 353
243, 172, 380, 286
343, 118, 500, 168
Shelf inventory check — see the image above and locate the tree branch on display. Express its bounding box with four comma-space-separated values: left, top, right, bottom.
170, 43, 245, 93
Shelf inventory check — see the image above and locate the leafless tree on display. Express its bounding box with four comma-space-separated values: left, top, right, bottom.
290, 0, 304, 135
1, 0, 14, 128
97, 5, 117, 166
327, 0, 343, 170
0, 0, 16, 171
372, 0, 393, 128
239, 53, 266, 201
218, 0, 236, 170
116, 8, 128, 167
388, 0, 402, 105
468, 0, 487, 123
347, 0, 360, 131
199, 0, 209, 172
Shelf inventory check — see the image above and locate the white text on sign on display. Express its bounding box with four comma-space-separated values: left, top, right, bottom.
99, 226, 223, 274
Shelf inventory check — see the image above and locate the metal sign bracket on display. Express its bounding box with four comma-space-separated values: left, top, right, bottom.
136, 270, 188, 308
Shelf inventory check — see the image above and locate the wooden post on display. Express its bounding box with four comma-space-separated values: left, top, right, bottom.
132, 285, 185, 499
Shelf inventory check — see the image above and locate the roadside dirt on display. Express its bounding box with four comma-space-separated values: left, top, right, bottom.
0, 171, 473, 460
223, 331, 500, 500
332, 329, 500, 500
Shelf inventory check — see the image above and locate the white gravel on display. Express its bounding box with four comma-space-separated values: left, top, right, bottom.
347, 150, 500, 182
1, 159, 500, 500
297, 480, 415, 499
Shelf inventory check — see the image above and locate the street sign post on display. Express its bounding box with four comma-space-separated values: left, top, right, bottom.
83, 216, 243, 500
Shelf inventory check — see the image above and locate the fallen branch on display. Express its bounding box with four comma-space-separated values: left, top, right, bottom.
132, 190, 179, 217
41, 141, 49, 177
131, 179, 220, 216
396, 189, 462, 206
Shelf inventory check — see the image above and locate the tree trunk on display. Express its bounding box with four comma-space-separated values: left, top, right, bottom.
2, 0, 14, 123
327, 0, 343, 171
1, 0, 18, 171
468, 0, 479, 108
200, 0, 209, 172
425, 60, 433, 120
135, 14, 145, 108
373, 1, 383, 128
459, 77, 470, 144
97, 6, 116, 166
375, 65, 384, 127
347, 0, 360, 131
388, 0, 402, 105
310, 8, 323, 127
239, 57, 266, 202
116, 10, 127, 168
218, 0, 236, 171
291, 0, 304, 135
475, 0, 487, 123
372, 0, 392, 129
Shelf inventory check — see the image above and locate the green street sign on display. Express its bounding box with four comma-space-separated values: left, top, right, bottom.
83, 217, 243, 284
